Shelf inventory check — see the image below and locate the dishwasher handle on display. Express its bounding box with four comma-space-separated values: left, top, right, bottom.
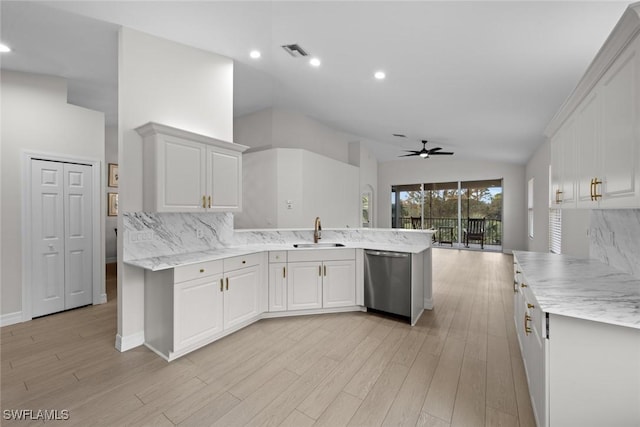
365, 250, 410, 258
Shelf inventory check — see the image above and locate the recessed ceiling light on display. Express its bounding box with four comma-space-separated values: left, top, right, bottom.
249, 50, 261, 59
374, 71, 386, 80
309, 57, 321, 67
0, 43, 11, 53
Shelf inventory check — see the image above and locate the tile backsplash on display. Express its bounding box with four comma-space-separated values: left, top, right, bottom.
590, 209, 640, 279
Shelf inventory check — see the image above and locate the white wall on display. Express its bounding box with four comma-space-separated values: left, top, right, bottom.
236, 148, 359, 229
0, 70, 105, 320
234, 107, 352, 163
525, 139, 551, 252
117, 28, 234, 350
105, 125, 118, 262
378, 157, 527, 253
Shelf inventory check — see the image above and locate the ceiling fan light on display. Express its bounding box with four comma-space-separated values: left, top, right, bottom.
419, 152, 428, 158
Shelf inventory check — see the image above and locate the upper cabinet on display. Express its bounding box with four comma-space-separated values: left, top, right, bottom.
547, 4, 640, 209
136, 122, 248, 213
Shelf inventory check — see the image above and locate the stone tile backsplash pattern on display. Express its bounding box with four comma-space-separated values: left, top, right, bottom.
590, 209, 640, 279
123, 212, 432, 261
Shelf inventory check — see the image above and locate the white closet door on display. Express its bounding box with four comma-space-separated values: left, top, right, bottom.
63, 163, 93, 309
31, 160, 65, 317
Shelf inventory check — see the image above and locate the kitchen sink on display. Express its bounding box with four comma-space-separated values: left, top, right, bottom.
292, 243, 346, 248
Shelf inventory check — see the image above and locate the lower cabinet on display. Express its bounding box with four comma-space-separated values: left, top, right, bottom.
174, 273, 224, 351
145, 253, 265, 361
224, 264, 260, 329
513, 259, 640, 427
287, 249, 356, 311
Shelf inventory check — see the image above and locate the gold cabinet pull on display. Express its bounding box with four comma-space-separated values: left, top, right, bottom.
592, 177, 602, 200
200, 268, 205, 273
527, 303, 535, 309
202, 195, 206, 208
208, 195, 212, 208
323, 265, 327, 276
521, 283, 528, 288
524, 314, 532, 335
555, 189, 563, 204
590, 178, 595, 201
226, 277, 229, 290
318, 265, 322, 276
220, 278, 223, 292
283, 266, 286, 278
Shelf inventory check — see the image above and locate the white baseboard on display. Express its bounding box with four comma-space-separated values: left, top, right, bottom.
424, 297, 434, 310
97, 293, 108, 304
1, 311, 24, 327
115, 331, 145, 352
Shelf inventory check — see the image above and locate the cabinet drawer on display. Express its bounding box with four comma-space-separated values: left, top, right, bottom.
288, 248, 355, 263
174, 260, 223, 283
224, 252, 262, 272
269, 251, 287, 263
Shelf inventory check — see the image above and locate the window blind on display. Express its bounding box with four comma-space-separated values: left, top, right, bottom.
549, 208, 562, 254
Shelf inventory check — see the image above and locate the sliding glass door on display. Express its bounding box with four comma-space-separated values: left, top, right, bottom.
392, 179, 503, 251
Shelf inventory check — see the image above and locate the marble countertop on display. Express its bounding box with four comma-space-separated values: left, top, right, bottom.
513, 251, 640, 330
125, 241, 431, 271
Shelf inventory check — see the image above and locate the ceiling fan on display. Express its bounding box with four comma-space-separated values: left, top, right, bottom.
400, 140, 454, 158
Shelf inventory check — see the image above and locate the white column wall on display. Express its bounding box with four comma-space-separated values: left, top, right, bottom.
117, 28, 233, 350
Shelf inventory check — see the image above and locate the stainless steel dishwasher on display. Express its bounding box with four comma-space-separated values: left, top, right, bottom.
364, 250, 411, 319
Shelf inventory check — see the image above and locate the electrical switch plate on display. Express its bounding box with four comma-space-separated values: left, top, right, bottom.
286, 200, 293, 210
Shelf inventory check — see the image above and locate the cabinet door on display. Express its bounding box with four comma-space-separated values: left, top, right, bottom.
599, 44, 640, 207
157, 136, 207, 212
224, 265, 260, 330
575, 92, 602, 207
521, 298, 547, 427
322, 260, 356, 308
268, 263, 287, 312
288, 262, 323, 310
207, 148, 242, 212
550, 134, 563, 208
174, 275, 224, 352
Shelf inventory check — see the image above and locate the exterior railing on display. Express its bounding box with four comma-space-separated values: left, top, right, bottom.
397, 217, 502, 245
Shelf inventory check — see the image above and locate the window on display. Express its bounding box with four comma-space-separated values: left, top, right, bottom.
549, 208, 562, 254
528, 178, 534, 239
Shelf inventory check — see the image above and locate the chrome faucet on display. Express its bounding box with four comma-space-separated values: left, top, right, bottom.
313, 217, 322, 243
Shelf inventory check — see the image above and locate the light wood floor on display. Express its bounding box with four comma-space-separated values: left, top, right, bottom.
1, 250, 535, 426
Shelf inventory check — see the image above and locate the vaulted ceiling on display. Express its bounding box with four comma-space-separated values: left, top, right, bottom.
1, 1, 629, 162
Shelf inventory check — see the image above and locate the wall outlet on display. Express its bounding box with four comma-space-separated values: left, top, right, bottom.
196, 229, 204, 239
286, 200, 293, 210
130, 231, 154, 243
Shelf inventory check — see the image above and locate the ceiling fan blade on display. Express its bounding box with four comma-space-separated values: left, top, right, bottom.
429, 151, 454, 155
399, 153, 419, 157
428, 147, 443, 152
403, 150, 421, 154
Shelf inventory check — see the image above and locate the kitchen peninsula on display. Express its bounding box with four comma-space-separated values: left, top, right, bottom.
123, 212, 434, 361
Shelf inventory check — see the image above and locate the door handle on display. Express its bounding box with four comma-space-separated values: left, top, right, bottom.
226, 277, 229, 290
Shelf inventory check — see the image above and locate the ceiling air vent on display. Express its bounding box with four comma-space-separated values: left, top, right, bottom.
281, 44, 309, 57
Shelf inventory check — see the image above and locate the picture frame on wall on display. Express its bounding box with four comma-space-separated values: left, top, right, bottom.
108, 163, 118, 187
108, 193, 118, 216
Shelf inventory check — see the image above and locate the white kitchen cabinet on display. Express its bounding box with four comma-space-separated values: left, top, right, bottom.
513, 257, 640, 427
287, 262, 323, 310
268, 251, 288, 312
136, 122, 248, 213
144, 253, 266, 361
550, 117, 577, 208
174, 273, 224, 351
224, 264, 260, 330
322, 260, 356, 308
546, 10, 640, 209
287, 249, 356, 311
